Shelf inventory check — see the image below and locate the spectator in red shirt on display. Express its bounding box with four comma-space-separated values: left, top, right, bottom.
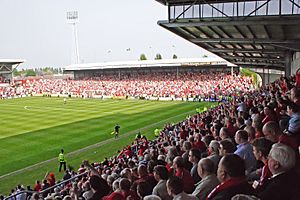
262, 106, 277, 124
33, 180, 41, 192
251, 138, 273, 191
173, 156, 195, 194
47, 172, 56, 187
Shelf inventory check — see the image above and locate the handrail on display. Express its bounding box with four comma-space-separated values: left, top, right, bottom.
4, 171, 89, 200
4, 190, 35, 200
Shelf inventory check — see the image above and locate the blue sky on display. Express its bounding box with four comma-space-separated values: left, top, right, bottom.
0, 0, 216, 68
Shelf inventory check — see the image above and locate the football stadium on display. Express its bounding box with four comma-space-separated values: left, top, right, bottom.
1, 0, 300, 200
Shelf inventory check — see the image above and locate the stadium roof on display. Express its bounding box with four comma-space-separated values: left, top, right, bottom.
156, 0, 256, 5
155, 0, 300, 72
64, 58, 231, 71
0, 59, 25, 65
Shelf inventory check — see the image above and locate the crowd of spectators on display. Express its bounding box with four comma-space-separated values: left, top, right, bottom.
2, 72, 300, 200
0, 72, 253, 99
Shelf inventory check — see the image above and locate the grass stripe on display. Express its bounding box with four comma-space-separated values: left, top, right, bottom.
0, 97, 214, 194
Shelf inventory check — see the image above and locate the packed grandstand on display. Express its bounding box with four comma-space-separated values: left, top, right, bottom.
1, 70, 300, 200
0, 71, 254, 100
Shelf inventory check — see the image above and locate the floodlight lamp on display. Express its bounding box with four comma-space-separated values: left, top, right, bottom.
67, 11, 78, 24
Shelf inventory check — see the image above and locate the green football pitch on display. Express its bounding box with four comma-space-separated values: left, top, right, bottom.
0, 97, 214, 194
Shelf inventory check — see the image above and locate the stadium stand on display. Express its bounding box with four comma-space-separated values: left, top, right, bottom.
1, 71, 253, 100
2, 71, 300, 200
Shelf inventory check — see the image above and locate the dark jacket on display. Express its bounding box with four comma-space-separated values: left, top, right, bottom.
257, 169, 300, 200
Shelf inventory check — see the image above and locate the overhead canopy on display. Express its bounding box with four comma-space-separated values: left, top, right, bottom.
64, 58, 229, 71
155, 0, 300, 72
0, 59, 25, 74
0, 59, 25, 66
156, 0, 258, 5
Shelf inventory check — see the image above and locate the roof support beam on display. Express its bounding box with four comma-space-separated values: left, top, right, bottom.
222, 55, 285, 63
209, 48, 284, 54
190, 38, 300, 45
158, 16, 300, 27
206, 26, 221, 38
233, 61, 283, 67
235, 64, 284, 71
194, 26, 210, 38
261, 25, 271, 39
233, 25, 246, 39
180, 27, 198, 38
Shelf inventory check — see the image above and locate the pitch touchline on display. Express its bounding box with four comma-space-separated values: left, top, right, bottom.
0, 109, 195, 180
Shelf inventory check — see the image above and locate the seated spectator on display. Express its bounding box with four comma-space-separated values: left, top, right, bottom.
78, 164, 86, 174
290, 87, 300, 106
156, 155, 166, 166
152, 165, 172, 200
193, 133, 206, 152
236, 117, 246, 131
219, 140, 236, 156
166, 176, 198, 200
262, 106, 277, 124
173, 156, 195, 194
207, 140, 221, 172
47, 172, 56, 187
120, 178, 139, 200
143, 195, 161, 200
225, 116, 237, 137
251, 138, 273, 190
132, 165, 157, 192
286, 101, 300, 136
33, 180, 41, 192
262, 121, 283, 143
219, 127, 233, 142
82, 181, 93, 200
244, 125, 256, 143
63, 170, 71, 181
257, 143, 300, 200
192, 158, 219, 200
263, 121, 299, 152
41, 179, 50, 197
181, 141, 193, 171
89, 175, 110, 200
252, 115, 264, 138
137, 181, 153, 200
206, 154, 254, 200
234, 130, 256, 173
188, 148, 202, 183
103, 192, 124, 200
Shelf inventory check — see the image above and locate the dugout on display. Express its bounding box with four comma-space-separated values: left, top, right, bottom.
63, 58, 237, 80
155, 0, 300, 85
